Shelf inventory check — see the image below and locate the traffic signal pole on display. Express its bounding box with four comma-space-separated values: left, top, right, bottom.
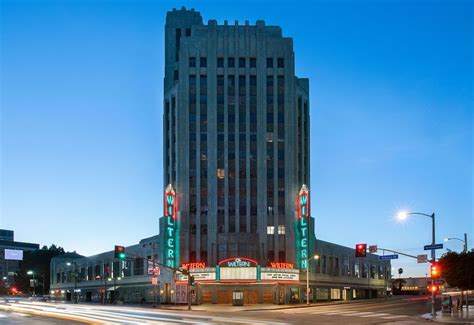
431, 213, 436, 318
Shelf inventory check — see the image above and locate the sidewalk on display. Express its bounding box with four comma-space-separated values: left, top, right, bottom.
423, 306, 474, 324
152, 297, 400, 312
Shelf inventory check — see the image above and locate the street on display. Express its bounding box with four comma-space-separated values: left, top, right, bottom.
0, 297, 442, 324
248, 297, 441, 324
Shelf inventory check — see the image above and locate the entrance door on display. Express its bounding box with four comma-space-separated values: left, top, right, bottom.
244, 290, 258, 304
217, 290, 232, 304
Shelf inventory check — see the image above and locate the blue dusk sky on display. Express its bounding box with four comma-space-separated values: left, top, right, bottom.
1, 0, 472, 277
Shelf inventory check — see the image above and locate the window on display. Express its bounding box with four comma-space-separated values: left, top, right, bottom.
200, 57, 207, 67
267, 58, 273, 68
133, 258, 144, 276
217, 168, 225, 179
189, 57, 196, 67
250, 58, 256, 68
239, 57, 246, 68
174, 70, 179, 81
185, 28, 191, 36
278, 225, 285, 235
228, 57, 235, 68
267, 225, 275, 234
217, 57, 224, 67
277, 58, 284, 68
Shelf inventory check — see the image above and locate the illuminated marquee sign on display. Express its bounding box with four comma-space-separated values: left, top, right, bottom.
296, 184, 310, 269
261, 268, 299, 282
218, 257, 258, 268
164, 184, 179, 268
270, 262, 294, 269
181, 262, 206, 269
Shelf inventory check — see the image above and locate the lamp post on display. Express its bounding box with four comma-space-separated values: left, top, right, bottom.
108, 276, 121, 303
396, 211, 437, 318
306, 254, 320, 305
444, 234, 468, 253
27, 270, 35, 296
66, 262, 78, 303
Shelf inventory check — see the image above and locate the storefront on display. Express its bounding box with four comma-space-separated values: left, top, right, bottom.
174, 257, 301, 304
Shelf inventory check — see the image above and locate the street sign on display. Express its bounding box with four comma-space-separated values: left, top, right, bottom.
151, 277, 158, 285
369, 245, 378, 253
417, 254, 428, 263
379, 254, 398, 260
424, 244, 443, 250
148, 266, 161, 277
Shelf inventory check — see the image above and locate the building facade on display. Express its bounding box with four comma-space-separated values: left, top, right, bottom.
158, 7, 390, 305
0, 229, 39, 290
50, 236, 174, 304
162, 6, 310, 271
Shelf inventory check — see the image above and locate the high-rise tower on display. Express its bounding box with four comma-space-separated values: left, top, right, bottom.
161, 7, 311, 269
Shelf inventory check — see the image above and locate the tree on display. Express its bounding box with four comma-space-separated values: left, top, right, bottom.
14, 245, 66, 295
438, 251, 474, 290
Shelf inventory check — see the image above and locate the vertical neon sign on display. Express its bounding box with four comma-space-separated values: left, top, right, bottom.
164, 184, 179, 268
296, 184, 310, 269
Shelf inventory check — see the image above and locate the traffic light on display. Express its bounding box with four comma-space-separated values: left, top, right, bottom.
114, 245, 126, 259
430, 263, 440, 279
428, 284, 439, 293
355, 244, 367, 258
188, 275, 195, 286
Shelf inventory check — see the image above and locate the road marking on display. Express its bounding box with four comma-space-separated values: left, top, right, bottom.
360, 313, 390, 317
0, 314, 7, 318
344, 312, 374, 316
321, 311, 356, 315
13, 312, 31, 317
380, 315, 408, 319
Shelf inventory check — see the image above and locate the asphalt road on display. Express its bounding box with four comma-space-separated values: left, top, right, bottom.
0, 296, 442, 324
0, 309, 84, 324
246, 297, 442, 324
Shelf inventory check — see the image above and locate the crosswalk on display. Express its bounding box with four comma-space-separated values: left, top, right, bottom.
279, 306, 412, 320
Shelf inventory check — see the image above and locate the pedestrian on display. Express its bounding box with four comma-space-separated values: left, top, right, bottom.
452, 295, 459, 311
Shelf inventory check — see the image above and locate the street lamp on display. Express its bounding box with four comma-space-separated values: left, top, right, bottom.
27, 270, 36, 296
108, 276, 121, 302
306, 254, 320, 305
396, 210, 437, 318
444, 234, 468, 253
66, 261, 78, 303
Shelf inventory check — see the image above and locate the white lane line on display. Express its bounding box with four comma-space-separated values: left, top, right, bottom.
360, 313, 390, 318
323, 311, 357, 315
344, 312, 374, 316
380, 315, 408, 319
0, 314, 7, 318
12, 312, 31, 317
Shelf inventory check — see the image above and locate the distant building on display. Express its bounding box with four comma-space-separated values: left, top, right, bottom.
396, 276, 448, 295
50, 236, 174, 303
0, 229, 40, 287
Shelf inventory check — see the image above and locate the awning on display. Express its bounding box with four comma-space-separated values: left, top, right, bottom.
106, 286, 121, 291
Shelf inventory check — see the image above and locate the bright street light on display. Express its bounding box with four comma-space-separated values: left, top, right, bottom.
396, 210, 409, 221
27, 270, 34, 275
306, 253, 321, 305
444, 234, 468, 253
395, 210, 437, 318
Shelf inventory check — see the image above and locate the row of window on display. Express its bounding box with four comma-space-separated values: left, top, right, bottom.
54, 258, 146, 284
189, 57, 284, 69
267, 225, 285, 235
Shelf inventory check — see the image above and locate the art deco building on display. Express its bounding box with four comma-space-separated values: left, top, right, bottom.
161, 7, 311, 269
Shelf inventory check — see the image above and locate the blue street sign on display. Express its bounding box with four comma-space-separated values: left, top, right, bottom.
424, 244, 443, 250
379, 254, 399, 260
